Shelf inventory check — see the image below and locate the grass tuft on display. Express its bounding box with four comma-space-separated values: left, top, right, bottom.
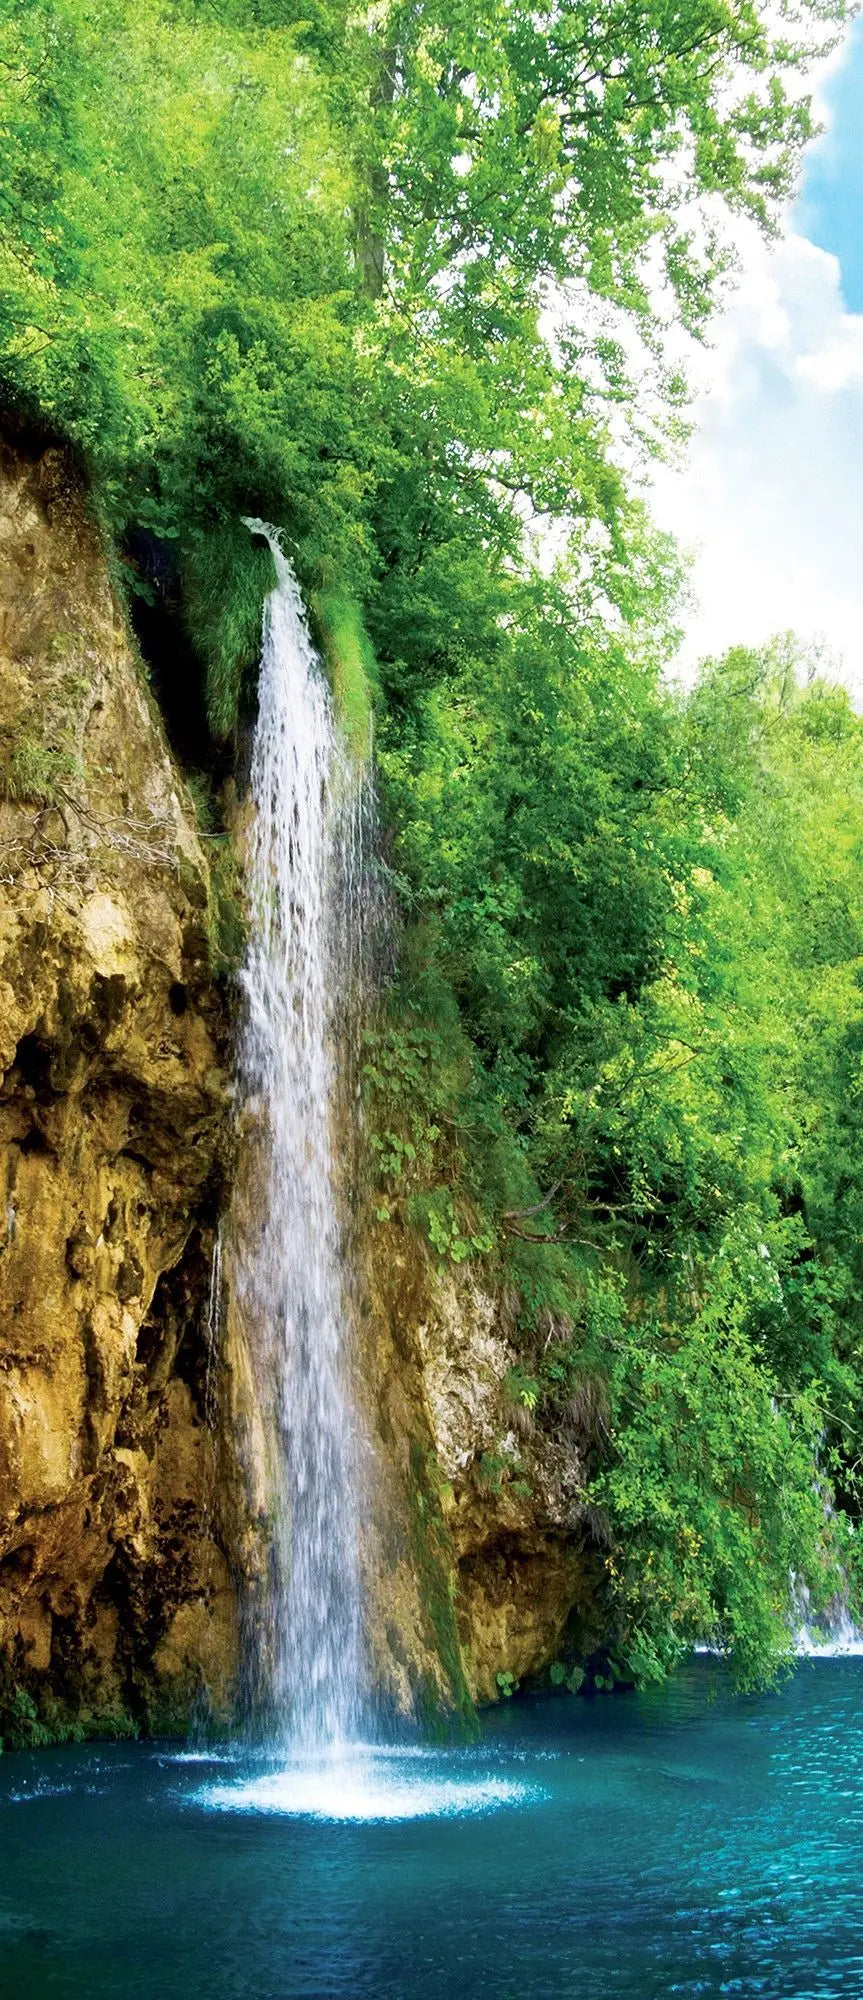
181, 521, 277, 739
312, 589, 379, 767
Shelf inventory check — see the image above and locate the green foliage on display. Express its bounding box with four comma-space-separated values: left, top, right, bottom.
549, 1661, 586, 1695
407, 1189, 495, 1265
0, 0, 374, 716
0, 1685, 59, 1750
181, 771, 248, 976
313, 590, 378, 767
595, 1236, 842, 1690
506, 1368, 540, 1414
360, 1003, 501, 1262
380, 0, 843, 340
476, 1452, 508, 1497
0, 0, 844, 732
0, 1678, 139, 1751
182, 525, 277, 739
384, 629, 863, 1686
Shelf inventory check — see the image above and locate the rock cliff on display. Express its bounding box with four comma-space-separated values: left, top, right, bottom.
0, 435, 236, 1742
361, 1228, 603, 1717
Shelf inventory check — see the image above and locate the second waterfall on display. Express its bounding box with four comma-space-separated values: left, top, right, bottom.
232, 522, 369, 1753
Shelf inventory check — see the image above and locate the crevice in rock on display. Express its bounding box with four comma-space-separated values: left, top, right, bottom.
123, 531, 213, 774
8, 1033, 59, 1102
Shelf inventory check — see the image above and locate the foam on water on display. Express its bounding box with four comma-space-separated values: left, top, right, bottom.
696, 1632, 863, 1661
197, 1748, 543, 1822
159, 1751, 240, 1766
795, 1625, 863, 1658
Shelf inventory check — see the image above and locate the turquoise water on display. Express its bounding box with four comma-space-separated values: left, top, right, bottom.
2, 1659, 862, 1998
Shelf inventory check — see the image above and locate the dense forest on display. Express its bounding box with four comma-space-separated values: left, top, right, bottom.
2, 0, 862, 1694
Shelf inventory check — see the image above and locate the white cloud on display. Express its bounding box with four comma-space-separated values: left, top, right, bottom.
651, 228, 863, 694
650, 35, 863, 697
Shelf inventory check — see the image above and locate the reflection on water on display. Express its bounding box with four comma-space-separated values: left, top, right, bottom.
2, 1658, 863, 1998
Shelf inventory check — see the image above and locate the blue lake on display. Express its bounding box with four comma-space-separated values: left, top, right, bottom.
2, 1658, 862, 1998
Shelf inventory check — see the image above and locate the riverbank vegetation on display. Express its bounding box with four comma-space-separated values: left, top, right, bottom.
2, 0, 858, 1690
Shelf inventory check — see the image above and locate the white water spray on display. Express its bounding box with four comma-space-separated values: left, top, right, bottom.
793, 1578, 863, 1658
233, 523, 364, 1751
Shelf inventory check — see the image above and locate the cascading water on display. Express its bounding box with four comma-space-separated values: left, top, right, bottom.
793, 1577, 863, 1657
232, 522, 365, 1753
196, 533, 537, 1820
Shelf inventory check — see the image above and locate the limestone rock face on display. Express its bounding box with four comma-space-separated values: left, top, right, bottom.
0, 437, 236, 1739
361, 1227, 604, 1715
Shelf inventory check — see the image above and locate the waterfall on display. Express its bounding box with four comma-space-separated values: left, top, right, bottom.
793, 1577, 863, 1657
232, 523, 366, 1752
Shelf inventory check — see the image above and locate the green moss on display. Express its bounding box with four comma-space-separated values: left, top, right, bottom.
312, 589, 379, 767
475, 1450, 506, 1496
181, 520, 277, 740
177, 771, 247, 978
177, 529, 377, 756
0, 692, 85, 808
206, 835, 248, 978
140, 1688, 203, 1740
0, 736, 79, 805
183, 771, 219, 834
407, 1437, 477, 1739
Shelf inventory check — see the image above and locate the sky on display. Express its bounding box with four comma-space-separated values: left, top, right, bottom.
650, 21, 863, 695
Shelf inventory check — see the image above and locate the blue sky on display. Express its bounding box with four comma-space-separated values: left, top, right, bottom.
651, 23, 863, 694
798, 23, 863, 311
